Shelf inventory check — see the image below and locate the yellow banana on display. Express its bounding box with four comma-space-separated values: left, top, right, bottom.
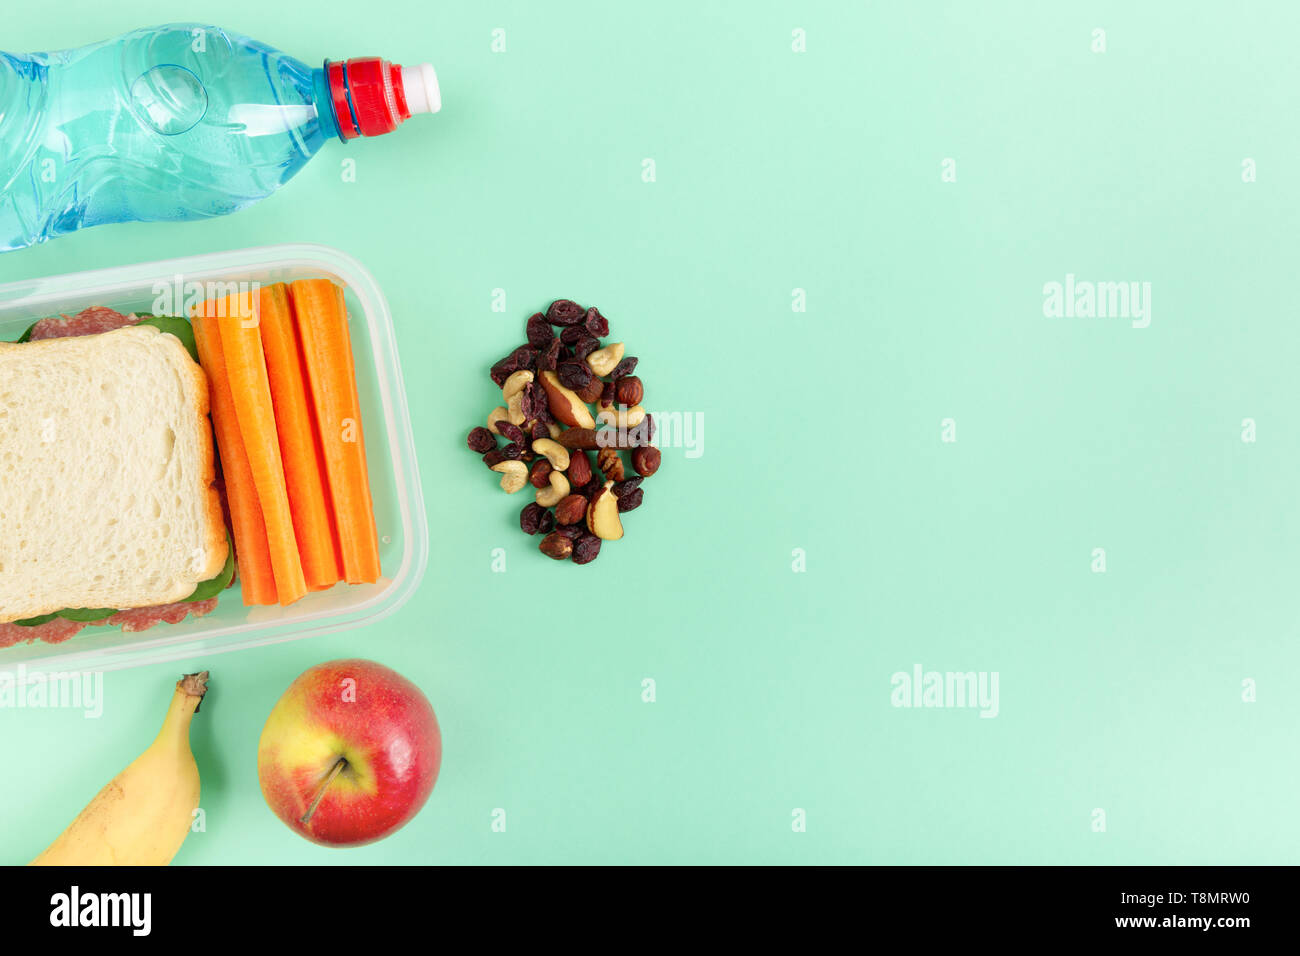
30, 671, 208, 866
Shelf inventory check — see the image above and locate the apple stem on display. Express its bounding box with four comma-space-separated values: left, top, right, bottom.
300, 757, 348, 825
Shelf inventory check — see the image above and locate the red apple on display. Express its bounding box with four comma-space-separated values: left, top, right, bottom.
257, 659, 441, 847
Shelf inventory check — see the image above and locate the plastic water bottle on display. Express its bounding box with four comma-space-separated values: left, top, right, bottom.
0, 23, 441, 252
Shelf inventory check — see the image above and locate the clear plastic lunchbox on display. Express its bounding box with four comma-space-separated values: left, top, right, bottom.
0, 244, 428, 677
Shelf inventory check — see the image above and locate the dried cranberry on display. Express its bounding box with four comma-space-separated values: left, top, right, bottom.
482, 449, 507, 468
599, 381, 615, 408
526, 312, 554, 348
519, 502, 547, 535
497, 421, 525, 445
467, 426, 496, 453
500, 443, 522, 460
610, 356, 638, 378
530, 421, 550, 442
516, 385, 537, 420
572, 333, 599, 360
613, 477, 644, 499
523, 381, 552, 422
616, 488, 643, 512
578, 477, 603, 499
557, 360, 593, 391
584, 307, 609, 338
572, 533, 602, 565
516, 381, 537, 419
546, 299, 585, 326
537, 338, 562, 372
553, 523, 584, 541
560, 325, 587, 346
627, 413, 654, 447
489, 345, 536, 386
623, 418, 647, 447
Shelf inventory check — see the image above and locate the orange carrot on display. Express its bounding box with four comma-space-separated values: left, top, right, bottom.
202, 292, 308, 606
290, 279, 381, 584
257, 283, 341, 591
192, 311, 279, 606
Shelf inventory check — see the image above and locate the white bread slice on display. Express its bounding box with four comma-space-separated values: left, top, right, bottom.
0, 325, 227, 623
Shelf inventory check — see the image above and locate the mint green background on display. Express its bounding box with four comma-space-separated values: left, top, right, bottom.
3, 1, 1299, 865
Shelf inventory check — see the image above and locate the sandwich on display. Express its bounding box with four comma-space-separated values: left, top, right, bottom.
2, 280, 382, 652
0, 310, 230, 646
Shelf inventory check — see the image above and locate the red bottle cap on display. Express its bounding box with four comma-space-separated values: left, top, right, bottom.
326, 57, 440, 140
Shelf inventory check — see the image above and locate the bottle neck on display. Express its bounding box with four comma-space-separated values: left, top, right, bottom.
310, 67, 343, 142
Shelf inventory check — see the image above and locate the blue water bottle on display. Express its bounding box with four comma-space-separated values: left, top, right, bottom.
0, 23, 441, 252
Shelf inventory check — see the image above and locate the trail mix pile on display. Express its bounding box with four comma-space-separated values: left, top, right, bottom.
466, 299, 660, 564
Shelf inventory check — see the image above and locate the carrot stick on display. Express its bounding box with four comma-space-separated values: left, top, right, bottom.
257, 284, 341, 591
192, 311, 279, 606
203, 292, 308, 606
290, 279, 381, 584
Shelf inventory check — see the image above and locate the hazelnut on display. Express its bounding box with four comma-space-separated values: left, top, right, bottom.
539, 532, 574, 560
567, 450, 593, 487
614, 376, 643, 406
631, 445, 661, 477
554, 494, 588, 525
529, 459, 553, 489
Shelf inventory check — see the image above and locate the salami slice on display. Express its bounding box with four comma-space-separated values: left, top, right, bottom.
0, 618, 89, 649
106, 598, 219, 634
28, 306, 139, 341
0, 598, 218, 649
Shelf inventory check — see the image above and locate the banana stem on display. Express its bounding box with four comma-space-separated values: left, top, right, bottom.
179, 671, 210, 710
153, 671, 209, 758
301, 757, 347, 825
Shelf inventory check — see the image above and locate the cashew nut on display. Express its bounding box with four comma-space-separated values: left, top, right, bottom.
502, 369, 534, 401
531, 437, 570, 472
491, 460, 528, 493
546, 422, 563, 439
595, 404, 646, 429
586, 342, 625, 377
535, 470, 570, 508
506, 390, 527, 425
486, 406, 510, 434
